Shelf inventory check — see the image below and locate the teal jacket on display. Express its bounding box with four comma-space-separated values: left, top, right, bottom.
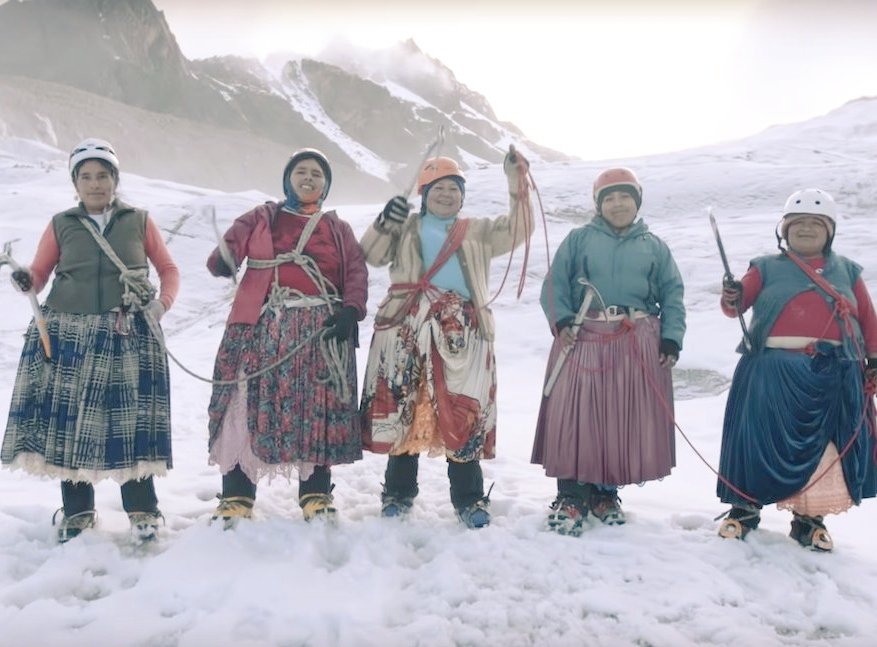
540, 216, 686, 349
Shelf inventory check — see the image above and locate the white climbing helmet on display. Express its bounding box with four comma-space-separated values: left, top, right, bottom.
780, 188, 837, 248
782, 188, 837, 221
69, 138, 120, 179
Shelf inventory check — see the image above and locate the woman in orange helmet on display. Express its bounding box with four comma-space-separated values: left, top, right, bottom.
532, 167, 686, 536
360, 150, 532, 528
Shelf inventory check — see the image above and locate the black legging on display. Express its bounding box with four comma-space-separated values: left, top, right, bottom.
61, 476, 159, 515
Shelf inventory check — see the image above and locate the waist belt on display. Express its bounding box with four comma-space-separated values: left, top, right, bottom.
765, 336, 841, 350
584, 305, 650, 322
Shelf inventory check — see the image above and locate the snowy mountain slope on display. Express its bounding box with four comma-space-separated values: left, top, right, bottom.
1, 94, 877, 646
0, 0, 568, 200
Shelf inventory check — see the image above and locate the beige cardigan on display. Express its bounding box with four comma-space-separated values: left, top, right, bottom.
360, 193, 534, 341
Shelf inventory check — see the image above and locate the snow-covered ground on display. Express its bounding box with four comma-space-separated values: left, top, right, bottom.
1, 113, 876, 647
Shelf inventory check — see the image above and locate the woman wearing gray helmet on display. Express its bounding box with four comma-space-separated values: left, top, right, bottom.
206, 148, 367, 527
1, 138, 179, 544
716, 188, 877, 551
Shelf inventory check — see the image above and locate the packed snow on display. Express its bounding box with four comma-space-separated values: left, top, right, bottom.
1, 118, 876, 647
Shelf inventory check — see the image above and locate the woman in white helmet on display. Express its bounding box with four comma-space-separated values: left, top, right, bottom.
360, 149, 532, 529
717, 188, 877, 551
1, 138, 180, 544
205, 148, 367, 527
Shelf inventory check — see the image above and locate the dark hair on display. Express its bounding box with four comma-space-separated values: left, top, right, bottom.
419, 175, 466, 215
72, 158, 119, 186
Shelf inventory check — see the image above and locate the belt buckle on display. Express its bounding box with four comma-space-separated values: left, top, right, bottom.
606, 305, 624, 318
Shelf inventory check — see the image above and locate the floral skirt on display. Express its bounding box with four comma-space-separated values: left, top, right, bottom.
361, 291, 496, 462
1, 308, 171, 483
207, 303, 361, 483
531, 316, 675, 485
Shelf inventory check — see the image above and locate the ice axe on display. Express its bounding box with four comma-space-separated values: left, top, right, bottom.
207, 205, 238, 286
543, 278, 595, 397
0, 240, 52, 360
401, 125, 446, 200
709, 208, 752, 351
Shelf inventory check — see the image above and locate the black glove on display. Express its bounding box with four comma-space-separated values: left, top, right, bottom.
555, 316, 574, 332
323, 305, 359, 342
659, 338, 680, 360
11, 269, 32, 292
866, 357, 877, 381
212, 253, 234, 278
379, 195, 410, 226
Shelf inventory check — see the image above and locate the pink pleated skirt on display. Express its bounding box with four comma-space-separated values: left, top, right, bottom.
531, 316, 675, 485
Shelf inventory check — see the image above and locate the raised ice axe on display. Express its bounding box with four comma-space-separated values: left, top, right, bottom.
709, 208, 752, 351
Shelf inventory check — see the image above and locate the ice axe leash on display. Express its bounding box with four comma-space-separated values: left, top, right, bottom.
0, 240, 52, 360
709, 208, 752, 351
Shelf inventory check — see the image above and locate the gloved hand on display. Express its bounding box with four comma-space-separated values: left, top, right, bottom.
504, 145, 530, 194
721, 277, 743, 309
212, 252, 235, 278
555, 316, 577, 347
866, 357, 877, 382
379, 195, 410, 227
10, 269, 32, 292
659, 338, 679, 368
143, 299, 166, 322
323, 305, 359, 342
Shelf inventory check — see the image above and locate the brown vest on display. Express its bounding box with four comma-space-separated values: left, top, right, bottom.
46, 201, 149, 314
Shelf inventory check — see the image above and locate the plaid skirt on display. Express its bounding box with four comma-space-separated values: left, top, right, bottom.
207, 303, 362, 482
1, 308, 172, 483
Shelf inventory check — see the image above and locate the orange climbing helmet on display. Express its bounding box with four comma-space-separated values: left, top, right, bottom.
592, 167, 642, 210
417, 157, 466, 195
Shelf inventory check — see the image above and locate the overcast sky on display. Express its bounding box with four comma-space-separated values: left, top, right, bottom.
151, 0, 877, 160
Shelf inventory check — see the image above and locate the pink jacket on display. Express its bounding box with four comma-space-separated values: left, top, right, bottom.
207, 202, 367, 325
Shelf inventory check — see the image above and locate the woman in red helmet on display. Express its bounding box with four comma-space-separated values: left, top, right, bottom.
206, 149, 368, 527
2, 138, 179, 544
360, 150, 532, 528
716, 188, 877, 551
532, 167, 686, 535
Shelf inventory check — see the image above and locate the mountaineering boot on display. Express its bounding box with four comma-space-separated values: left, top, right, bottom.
546, 495, 588, 537
128, 510, 164, 544
211, 496, 254, 529
381, 454, 419, 517
717, 504, 761, 540
589, 489, 626, 525
300, 491, 337, 523
456, 497, 491, 529
299, 468, 336, 523
53, 508, 97, 543
448, 460, 490, 528
789, 513, 833, 552
380, 487, 415, 518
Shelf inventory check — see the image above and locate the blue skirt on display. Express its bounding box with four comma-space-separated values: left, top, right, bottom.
1, 308, 172, 481
717, 344, 877, 506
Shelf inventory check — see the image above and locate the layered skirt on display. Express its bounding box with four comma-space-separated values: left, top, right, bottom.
2, 308, 172, 483
717, 344, 877, 515
361, 291, 497, 462
531, 316, 675, 485
208, 302, 361, 483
